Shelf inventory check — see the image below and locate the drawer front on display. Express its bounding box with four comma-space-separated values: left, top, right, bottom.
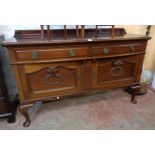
92, 44, 146, 57
18, 62, 82, 99
92, 54, 144, 89
15, 47, 88, 61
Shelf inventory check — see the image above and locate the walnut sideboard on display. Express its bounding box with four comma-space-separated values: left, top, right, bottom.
2, 27, 151, 127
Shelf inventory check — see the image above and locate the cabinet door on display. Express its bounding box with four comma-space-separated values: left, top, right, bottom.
92, 54, 144, 89
19, 62, 82, 99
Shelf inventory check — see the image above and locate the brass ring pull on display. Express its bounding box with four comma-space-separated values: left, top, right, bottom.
68, 50, 76, 57
103, 48, 109, 54
110, 60, 124, 76
32, 51, 40, 59
45, 74, 62, 85
44, 67, 62, 85
110, 67, 123, 76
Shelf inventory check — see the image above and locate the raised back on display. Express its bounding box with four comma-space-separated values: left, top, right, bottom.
14, 25, 126, 41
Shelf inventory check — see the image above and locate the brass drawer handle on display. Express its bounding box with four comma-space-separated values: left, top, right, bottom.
129, 46, 135, 52
103, 48, 109, 54
68, 50, 76, 57
32, 51, 40, 59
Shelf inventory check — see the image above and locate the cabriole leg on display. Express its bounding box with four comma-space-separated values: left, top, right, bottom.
130, 85, 140, 104
19, 105, 32, 127
19, 101, 43, 127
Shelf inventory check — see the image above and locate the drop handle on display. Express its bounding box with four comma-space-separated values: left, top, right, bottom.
32, 51, 40, 59
68, 50, 76, 57
102, 48, 109, 54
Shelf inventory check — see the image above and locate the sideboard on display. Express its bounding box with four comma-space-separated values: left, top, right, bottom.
2, 26, 151, 127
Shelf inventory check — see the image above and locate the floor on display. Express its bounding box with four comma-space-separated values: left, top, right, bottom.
0, 88, 155, 130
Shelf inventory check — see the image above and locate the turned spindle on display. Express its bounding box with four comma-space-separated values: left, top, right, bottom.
95, 25, 115, 38
64, 25, 67, 39
41, 25, 44, 40
47, 25, 51, 39
76, 25, 79, 39
112, 25, 115, 38
81, 25, 85, 39
146, 25, 151, 36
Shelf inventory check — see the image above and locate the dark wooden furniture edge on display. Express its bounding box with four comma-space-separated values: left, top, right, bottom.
2, 38, 151, 48
0, 94, 19, 123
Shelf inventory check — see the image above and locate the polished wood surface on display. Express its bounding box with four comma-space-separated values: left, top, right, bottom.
2, 27, 150, 127
15, 47, 88, 61
92, 43, 146, 57
20, 62, 82, 99
93, 55, 144, 89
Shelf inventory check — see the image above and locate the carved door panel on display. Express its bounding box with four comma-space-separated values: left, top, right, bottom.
19, 62, 82, 99
92, 54, 144, 89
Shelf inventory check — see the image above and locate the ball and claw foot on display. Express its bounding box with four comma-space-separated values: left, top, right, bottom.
19, 106, 31, 127
131, 99, 137, 104
23, 120, 31, 127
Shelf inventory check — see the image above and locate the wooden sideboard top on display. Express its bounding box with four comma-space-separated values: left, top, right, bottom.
2, 28, 151, 47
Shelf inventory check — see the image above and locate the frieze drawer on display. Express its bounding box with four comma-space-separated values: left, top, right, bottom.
15, 47, 88, 61
92, 43, 146, 57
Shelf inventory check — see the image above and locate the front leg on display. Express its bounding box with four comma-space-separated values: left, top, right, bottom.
19, 104, 33, 127
130, 85, 140, 104
19, 101, 43, 127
